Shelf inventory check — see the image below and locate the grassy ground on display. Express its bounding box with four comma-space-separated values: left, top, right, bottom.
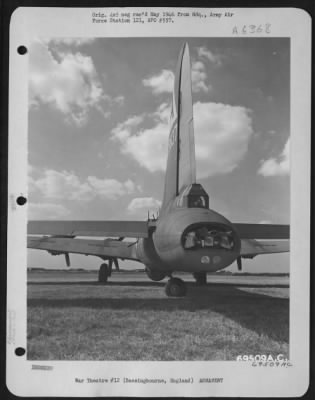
27, 273, 289, 361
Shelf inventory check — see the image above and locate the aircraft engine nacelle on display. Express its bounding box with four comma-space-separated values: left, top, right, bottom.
153, 208, 241, 273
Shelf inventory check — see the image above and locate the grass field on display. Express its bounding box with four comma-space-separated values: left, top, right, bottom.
27, 271, 289, 361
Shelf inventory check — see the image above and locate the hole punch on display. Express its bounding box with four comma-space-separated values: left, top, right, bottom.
16, 196, 27, 206
17, 46, 27, 55
15, 347, 26, 356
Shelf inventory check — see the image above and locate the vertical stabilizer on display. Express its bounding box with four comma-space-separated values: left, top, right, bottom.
161, 43, 196, 212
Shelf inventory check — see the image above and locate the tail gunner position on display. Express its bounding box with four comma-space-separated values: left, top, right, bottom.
28, 43, 289, 297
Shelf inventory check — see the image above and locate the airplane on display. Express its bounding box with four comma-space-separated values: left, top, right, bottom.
27, 43, 290, 297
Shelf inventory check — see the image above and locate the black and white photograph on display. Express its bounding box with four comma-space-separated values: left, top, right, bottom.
7, 7, 311, 397
26, 36, 291, 361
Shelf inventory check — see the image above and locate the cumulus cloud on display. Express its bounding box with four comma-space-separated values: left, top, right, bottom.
112, 101, 253, 178
194, 102, 253, 177
127, 197, 162, 213
191, 61, 211, 93
112, 115, 145, 132
30, 169, 92, 200
29, 40, 105, 126
152, 102, 171, 123
142, 69, 174, 94
28, 202, 70, 219
142, 63, 210, 94
29, 168, 139, 201
49, 38, 96, 46
87, 176, 136, 199
111, 107, 169, 172
111, 114, 145, 141
120, 123, 168, 172
258, 139, 290, 177
196, 46, 222, 66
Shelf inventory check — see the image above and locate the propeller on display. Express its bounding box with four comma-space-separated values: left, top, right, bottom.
65, 253, 70, 267
237, 256, 242, 271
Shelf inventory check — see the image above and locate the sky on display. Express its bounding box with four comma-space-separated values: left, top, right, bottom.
27, 37, 290, 272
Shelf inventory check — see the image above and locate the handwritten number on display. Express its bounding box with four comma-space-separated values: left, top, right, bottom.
233, 23, 271, 35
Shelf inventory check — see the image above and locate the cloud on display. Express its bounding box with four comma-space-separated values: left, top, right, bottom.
121, 123, 168, 172
191, 61, 211, 93
152, 102, 171, 123
113, 95, 124, 106
142, 63, 210, 94
30, 169, 92, 200
29, 168, 139, 201
29, 40, 105, 126
49, 38, 96, 46
142, 69, 174, 94
258, 139, 290, 177
112, 115, 145, 133
111, 108, 169, 172
87, 176, 136, 199
112, 102, 253, 178
127, 197, 161, 213
28, 202, 70, 219
196, 46, 222, 66
111, 114, 145, 141
194, 102, 253, 177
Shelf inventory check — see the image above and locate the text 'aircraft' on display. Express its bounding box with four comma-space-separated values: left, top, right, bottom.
28, 43, 289, 297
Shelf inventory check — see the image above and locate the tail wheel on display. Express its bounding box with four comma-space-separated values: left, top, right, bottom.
98, 263, 110, 283
165, 278, 187, 297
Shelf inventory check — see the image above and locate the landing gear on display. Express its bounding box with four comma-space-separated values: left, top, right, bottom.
109, 258, 119, 271
193, 272, 207, 286
165, 278, 187, 297
145, 267, 167, 282
98, 263, 111, 283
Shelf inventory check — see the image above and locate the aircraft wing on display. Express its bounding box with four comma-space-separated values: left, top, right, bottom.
233, 223, 289, 239
27, 220, 157, 264
233, 223, 289, 258
27, 236, 140, 262
28, 220, 156, 238
240, 239, 289, 258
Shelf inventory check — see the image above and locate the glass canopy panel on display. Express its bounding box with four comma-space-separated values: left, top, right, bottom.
182, 224, 235, 251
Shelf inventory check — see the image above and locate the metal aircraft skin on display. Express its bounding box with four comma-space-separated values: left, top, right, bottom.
28, 43, 290, 297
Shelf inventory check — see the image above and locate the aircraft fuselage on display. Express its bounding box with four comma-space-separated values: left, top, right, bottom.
136, 202, 241, 274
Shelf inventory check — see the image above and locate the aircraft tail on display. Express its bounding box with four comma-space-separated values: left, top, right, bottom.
161, 43, 196, 213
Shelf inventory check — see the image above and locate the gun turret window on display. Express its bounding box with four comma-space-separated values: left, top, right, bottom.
189, 195, 206, 208
183, 224, 235, 251
176, 183, 209, 209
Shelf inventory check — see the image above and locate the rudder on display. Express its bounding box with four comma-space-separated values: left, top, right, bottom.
161, 43, 196, 213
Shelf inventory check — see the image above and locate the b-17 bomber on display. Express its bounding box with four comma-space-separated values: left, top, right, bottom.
28, 43, 290, 297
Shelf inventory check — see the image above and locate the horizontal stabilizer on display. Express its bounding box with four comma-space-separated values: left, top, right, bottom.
233, 223, 289, 239
240, 239, 289, 257
28, 220, 153, 238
